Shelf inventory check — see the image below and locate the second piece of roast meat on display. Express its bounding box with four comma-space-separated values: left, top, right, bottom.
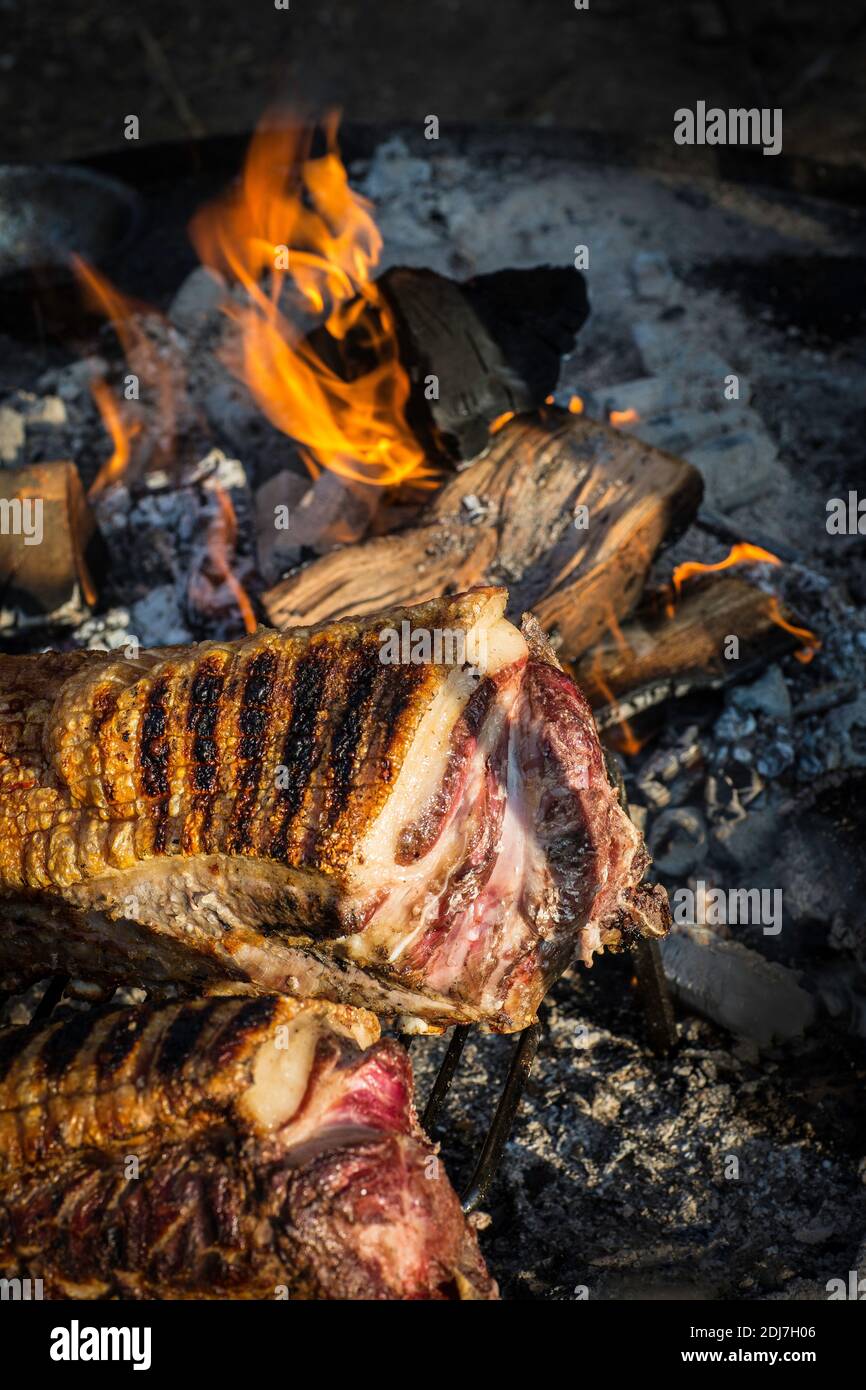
0, 993, 496, 1299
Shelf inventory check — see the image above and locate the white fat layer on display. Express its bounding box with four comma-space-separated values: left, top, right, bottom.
241, 1006, 378, 1132
242, 1013, 320, 1130
342, 656, 523, 978
344, 606, 527, 901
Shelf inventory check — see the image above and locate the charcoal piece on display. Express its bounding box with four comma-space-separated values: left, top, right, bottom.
379, 264, 589, 462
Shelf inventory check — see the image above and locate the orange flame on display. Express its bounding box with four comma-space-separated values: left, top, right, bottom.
207, 484, 257, 634
190, 114, 432, 488
670, 542, 782, 603
588, 657, 644, 756
568, 395, 584, 415
765, 595, 821, 663
88, 380, 141, 497
586, 604, 644, 756
71, 255, 180, 481
667, 543, 820, 661
609, 407, 639, 427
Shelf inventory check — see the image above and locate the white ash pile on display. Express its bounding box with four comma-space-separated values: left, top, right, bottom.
411, 974, 866, 1301
620, 575, 866, 1050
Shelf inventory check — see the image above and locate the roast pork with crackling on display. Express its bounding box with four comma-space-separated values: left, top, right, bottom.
0, 992, 496, 1299
0, 588, 668, 1031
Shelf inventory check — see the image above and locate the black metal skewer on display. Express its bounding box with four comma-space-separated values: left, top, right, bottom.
604, 745, 678, 1055
632, 937, 678, 1054
421, 1024, 470, 1132
31, 973, 69, 1024
419, 1017, 543, 1213
460, 1020, 541, 1213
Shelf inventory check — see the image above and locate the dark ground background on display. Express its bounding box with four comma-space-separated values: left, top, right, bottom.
3, 1, 865, 167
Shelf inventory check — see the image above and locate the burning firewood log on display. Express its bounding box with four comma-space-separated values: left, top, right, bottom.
574, 574, 814, 730
263, 408, 704, 659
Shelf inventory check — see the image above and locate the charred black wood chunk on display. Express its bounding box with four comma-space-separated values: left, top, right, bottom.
379, 265, 589, 463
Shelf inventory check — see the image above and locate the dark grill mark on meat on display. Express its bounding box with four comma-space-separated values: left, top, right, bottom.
153, 804, 169, 854
238, 652, 277, 761
139, 677, 170, 798
327, 645, 383, 825
376, 660, 427, 775
93, 684, 120, 807
210, 995, 280, 1067
229, 650, 277, 854
42, 1011, 102, 1080
155, 1002, 218, 1078
188, 658, 225, 795
95, 1010, 147, 1079
269, 646, 328, 861
185, 655, 228, 854
139, 674, 171, 851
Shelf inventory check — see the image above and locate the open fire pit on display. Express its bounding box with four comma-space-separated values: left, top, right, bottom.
1, 92, 865, 1308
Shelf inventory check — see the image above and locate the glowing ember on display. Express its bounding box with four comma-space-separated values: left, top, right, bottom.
584, 606, 643, 756
190, 113, 432, 488
609, 407, 639, 427
490, 410, 515, 433
206, 484, 257, 634
88, 379, 140, 497
568, 395, 584, 415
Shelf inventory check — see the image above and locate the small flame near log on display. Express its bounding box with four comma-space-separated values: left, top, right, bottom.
667, 542, 821, 662
71, 254, 182, 490
669, 542, 781, 604
765, 595, 821, 664
586, 606, 644, 756
87, 379, 140, 497
71, 256, 255, 634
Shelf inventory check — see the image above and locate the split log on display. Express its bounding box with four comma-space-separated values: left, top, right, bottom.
380, 266, 589, 463
263, 409, 703, 658
573, 574, 807, 730
0, 461, 104, 632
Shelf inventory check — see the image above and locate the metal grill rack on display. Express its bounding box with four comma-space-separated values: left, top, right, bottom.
409, 932, 676, 1215
405, 1019, 544, 1214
